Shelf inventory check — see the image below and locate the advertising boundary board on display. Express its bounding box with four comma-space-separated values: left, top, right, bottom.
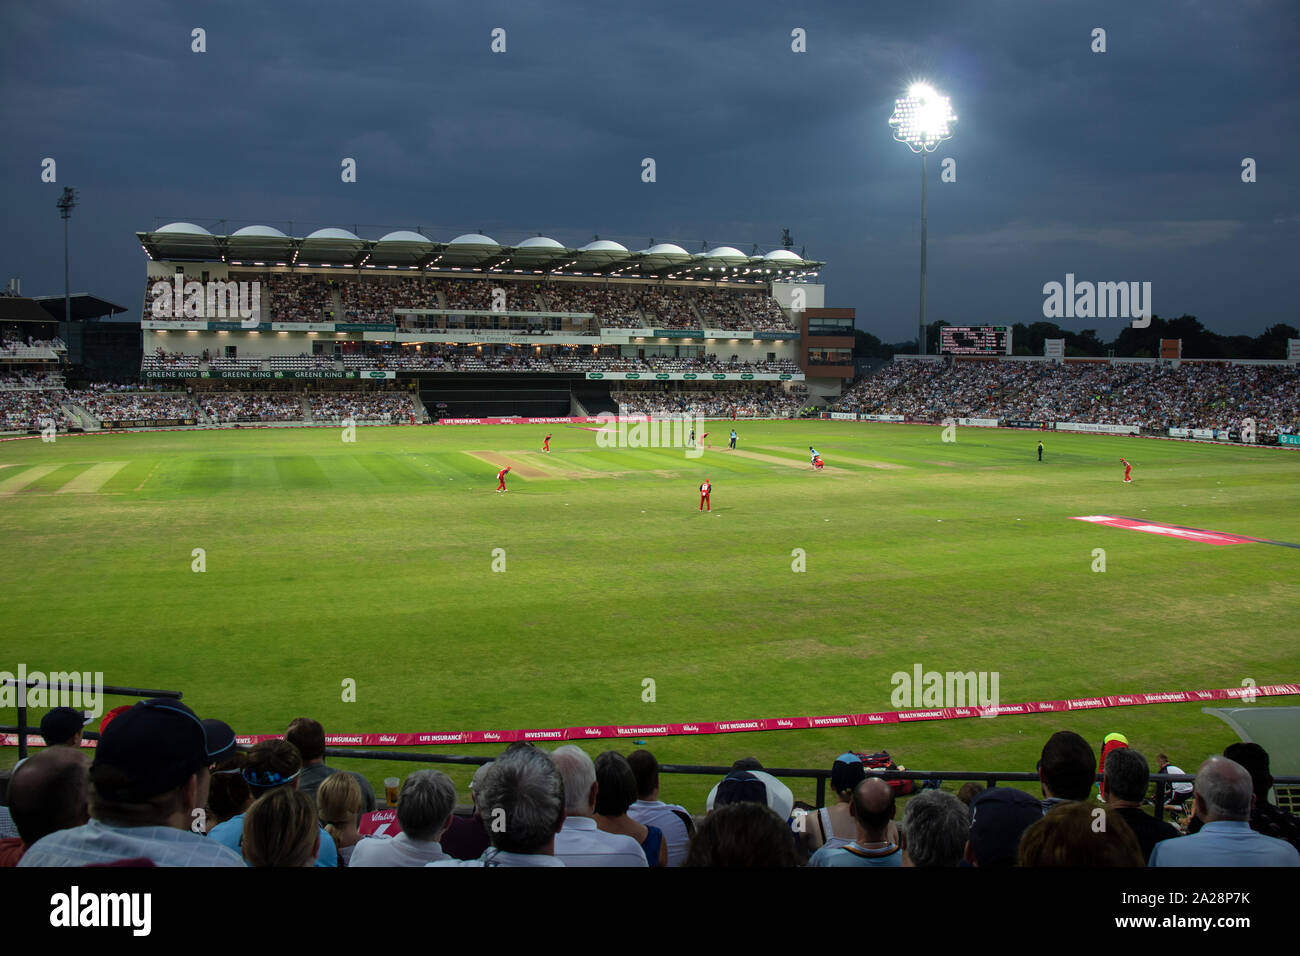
13, 683, 1289, 750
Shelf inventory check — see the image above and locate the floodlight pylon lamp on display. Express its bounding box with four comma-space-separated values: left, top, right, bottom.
888, 83, 958, 153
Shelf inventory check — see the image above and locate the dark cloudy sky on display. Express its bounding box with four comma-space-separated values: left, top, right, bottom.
2, 0, 1297, 342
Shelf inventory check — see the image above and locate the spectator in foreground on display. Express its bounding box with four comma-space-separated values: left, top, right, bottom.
706, 758, 795, 822
551, 745, 647, 867
205, 752, 252, 834
429, 745, 566, 867
243, 788, 319, 867
18, 699, 244, 867
593, 751, 667, 867
1102, 748, 1180, 861
1150, 757, 1300, 867
807, 777, 901, 867
207, 739, 338, 867
440, 762, 493, 861
0, 747, 91, 866
201, 719, 240, 767
349, 770, 455, 867
1097, 732, 1129, 802
1039, 731, 1098, 811
627, 749, 692, 867
1019, 802, 1145, 867
805, 753, 867, 854
1189, 743, 1300, 853
286, 717, 377, 812
0, 771, 14, 841
900, 789, 968, 867
40, 707, 88, 752
956, 782, 985, 807
963, 786, 1044, 868
317, 771, 364, 865
684, 802, 799, 867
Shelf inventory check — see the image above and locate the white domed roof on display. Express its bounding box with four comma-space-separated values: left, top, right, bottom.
517, 236, 565, 249
702, 246, 746, 259
579, 240, 629, 253
155, 222, 213, 236
377, 230, 433, 244
643, 243, 688, 257
231, 225, 288, 238
764, 249, 803, 262
305, 227, 362, 241
448, 233, 499, 246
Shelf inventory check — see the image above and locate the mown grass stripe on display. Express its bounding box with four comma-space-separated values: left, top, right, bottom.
56, 461, 129, 494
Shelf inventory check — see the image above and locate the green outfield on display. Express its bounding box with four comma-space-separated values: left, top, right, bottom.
2, 420, 1298, 810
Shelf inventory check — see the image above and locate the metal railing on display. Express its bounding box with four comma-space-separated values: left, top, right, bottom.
7, 706, 1298, 824
304, 748, 1300, 823
1, 679, 182, 761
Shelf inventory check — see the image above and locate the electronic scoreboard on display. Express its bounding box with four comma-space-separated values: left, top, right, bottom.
939, 326, 1013, 355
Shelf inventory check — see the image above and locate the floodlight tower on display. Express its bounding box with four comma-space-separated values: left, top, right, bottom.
889, 83, 957, 355
56, 187, 79, 324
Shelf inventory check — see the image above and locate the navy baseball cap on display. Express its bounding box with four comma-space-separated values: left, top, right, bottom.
40, 707, 87, 746
831, 753, 866, 793
201, 719, 239, 766
715, 771, 769, 807
90, 699, 222, 801
968, 787, 1044, 867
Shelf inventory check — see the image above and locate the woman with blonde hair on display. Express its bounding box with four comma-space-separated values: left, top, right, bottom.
242, 788, 319, 867
317, 771, 364, 865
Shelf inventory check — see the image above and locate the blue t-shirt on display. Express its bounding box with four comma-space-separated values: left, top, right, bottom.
808, 841, 902, 867
208, 812, 338, 867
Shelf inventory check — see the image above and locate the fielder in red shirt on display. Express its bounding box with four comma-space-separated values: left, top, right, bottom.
496, 466, 511, 492
1120, 458, 1132, 483
543, 433, 552, 453
699, 479, 711, 511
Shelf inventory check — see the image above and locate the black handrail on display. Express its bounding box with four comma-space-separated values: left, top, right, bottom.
0, 680, 182, 760
7, 728, 1297, 824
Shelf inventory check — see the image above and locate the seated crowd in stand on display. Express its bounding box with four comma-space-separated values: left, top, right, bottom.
200, 393, 304, 423
4, 709, 1296, 869
307, 391, 415, 422
640, 289, 698, 329
693, 288, 791, 331
0, 389, 69, 431
613, 384, 808, 419
142, 273, 793, 332
541, 285, 644, 327
834, 361, 1300, 436
66, 390, 195, 423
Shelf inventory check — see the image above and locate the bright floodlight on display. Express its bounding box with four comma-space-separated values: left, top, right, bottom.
889, 83, 958, 153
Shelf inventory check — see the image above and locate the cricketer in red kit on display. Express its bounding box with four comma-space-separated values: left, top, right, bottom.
699, 479, 711, 511
497, 466, 511, 492
1120, 458, 1132, 483
543, 433, 552, 452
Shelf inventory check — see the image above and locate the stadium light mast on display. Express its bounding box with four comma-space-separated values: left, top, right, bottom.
56, 187, 79, 324
889, 83, 956, 356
